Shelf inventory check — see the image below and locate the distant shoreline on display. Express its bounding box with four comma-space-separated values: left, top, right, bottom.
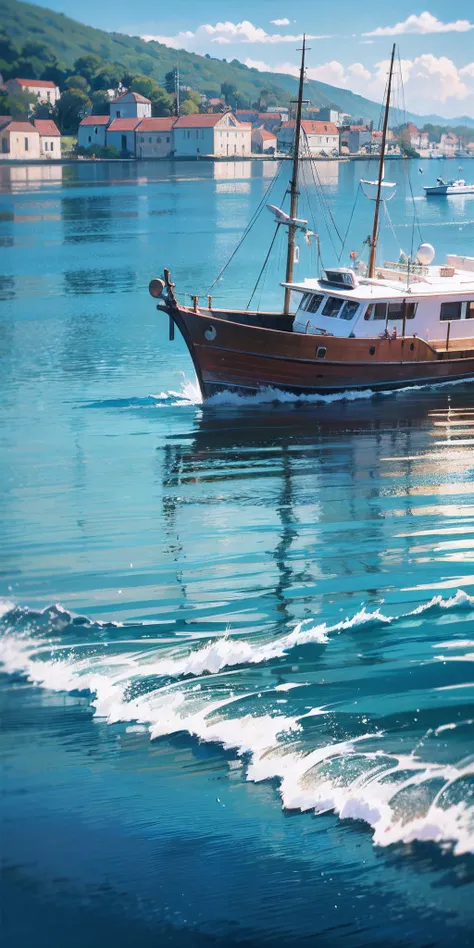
2, 154, 472, 167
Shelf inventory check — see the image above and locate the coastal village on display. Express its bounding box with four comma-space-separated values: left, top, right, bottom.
1, 73, 473, 162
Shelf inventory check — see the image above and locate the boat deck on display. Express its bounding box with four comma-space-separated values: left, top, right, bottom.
432, 339, 474, 359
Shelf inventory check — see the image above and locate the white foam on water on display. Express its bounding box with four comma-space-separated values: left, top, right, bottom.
2, 591, 474, 855
148, 372, 474, 411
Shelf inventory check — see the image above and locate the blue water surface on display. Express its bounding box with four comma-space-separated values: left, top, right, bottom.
1, 157, 474, 947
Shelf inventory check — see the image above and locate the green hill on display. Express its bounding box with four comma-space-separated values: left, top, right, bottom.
1, 0, 472, 127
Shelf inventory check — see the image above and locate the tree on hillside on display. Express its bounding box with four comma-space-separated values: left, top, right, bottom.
180, 98, 199, 115
15, 41, 58, 80
221, 81, 237, 104
90, 90, 110, 115
55, 88, 92, 134
41, 62, 66, 87
130, 75, 161, 99
184, 89, 201, 108
0, 30, 19, 79
65, 75, 90, 93
73, 54, 103, 83
164, 69, 177, 95
91, 65, 123, 92
130, 75, 173, 116
0, 89, 33, 119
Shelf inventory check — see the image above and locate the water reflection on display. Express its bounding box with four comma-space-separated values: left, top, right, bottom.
0, 164, 63, 192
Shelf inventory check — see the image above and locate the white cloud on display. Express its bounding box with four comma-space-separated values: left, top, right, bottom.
271, 18, 290, 26
364, 11, 474, 37
244, 54, 474, 117
143, 20, 328, 50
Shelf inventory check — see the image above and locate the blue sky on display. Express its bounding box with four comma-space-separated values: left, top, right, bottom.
31, 2, 474, 117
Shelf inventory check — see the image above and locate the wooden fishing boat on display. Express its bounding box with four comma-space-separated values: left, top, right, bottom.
149, 42, 474, 399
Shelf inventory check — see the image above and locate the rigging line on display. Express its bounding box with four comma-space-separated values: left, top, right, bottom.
396, 47, 424, 247
207, 161, 284, 293
246, 223, 281, 310
383, 201, 403, 255
299, 111, 344, 245
307, 153, 341, 258
338, 183, 361, 262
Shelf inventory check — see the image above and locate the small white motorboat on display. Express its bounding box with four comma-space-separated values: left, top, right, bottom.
424, 177, 474, 196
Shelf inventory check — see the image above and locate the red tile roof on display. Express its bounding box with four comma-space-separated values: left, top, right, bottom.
256, 128, 276, 141
349, 125, 368, 132
34, 119, 60, 136
174, 114, 226, 128
136, 118, 176, 132
2, 121, 38, 133
79, 115, 110, 126
112, 91, 151, 104
11, 78, 57, 89
0, 115, 12, 129
209, 98, 225, 105
107, 118, 141, 132
282, 120, 339, 135
259, 112, 282, 120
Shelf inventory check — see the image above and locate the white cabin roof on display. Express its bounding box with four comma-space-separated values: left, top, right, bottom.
284, 261, 474, 301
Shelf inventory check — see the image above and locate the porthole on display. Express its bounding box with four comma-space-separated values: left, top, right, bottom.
369, 346, 376, 355
409, 342, 415, 351
204, 325, 216, 341
316, 346, 327, 359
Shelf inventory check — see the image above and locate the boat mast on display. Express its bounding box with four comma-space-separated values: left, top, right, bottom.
283, 35, 307, 316
368, 43, 396, 279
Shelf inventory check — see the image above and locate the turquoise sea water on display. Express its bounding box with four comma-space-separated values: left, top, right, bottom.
1, 157, 474, 946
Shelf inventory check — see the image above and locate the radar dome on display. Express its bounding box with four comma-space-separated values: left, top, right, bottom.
416, 243, 435, 265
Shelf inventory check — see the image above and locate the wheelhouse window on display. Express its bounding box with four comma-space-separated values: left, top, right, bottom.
322, 296, 343, 317
302, 293, 323, 313
365, 301, 417, 320
440, 301, 462, 321
340, 300, 359, 320
466, 301, 474, 319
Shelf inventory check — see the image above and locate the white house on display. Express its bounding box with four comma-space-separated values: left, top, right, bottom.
251, 126, 276, 153
135, 118, 176, 158
5, 78, 60, 106
0, 120, 41, 160
34, 119, 61, 159
440, 131, 458, 156
278, 120, 339, 156
106, 118, 141, 155
173, 113, 251, 157
109, 91, 151, 121
78, 115, 110, 150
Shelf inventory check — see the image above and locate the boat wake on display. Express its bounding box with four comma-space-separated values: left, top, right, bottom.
2, 589, 474, 856
83, 373, 474, 413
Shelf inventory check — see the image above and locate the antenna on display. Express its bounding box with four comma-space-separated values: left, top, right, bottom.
175, 60, 180, 118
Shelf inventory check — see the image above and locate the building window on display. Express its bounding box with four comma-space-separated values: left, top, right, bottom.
166, 136, 170, 143
25, 137, 28, 151
140, 136, 144, 142
50, 141, 54, 151
149, 137, 152, 143
157, 137, 161, 143
45, 141, 48, 151
1, 137, 8, 153
95, 127, 98, 134
440, 301, 462, 321
467, 301, 474, 319
88, 135, 91, 143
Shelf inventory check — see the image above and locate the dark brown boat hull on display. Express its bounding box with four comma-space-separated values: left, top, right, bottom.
165, 304, 474, 399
